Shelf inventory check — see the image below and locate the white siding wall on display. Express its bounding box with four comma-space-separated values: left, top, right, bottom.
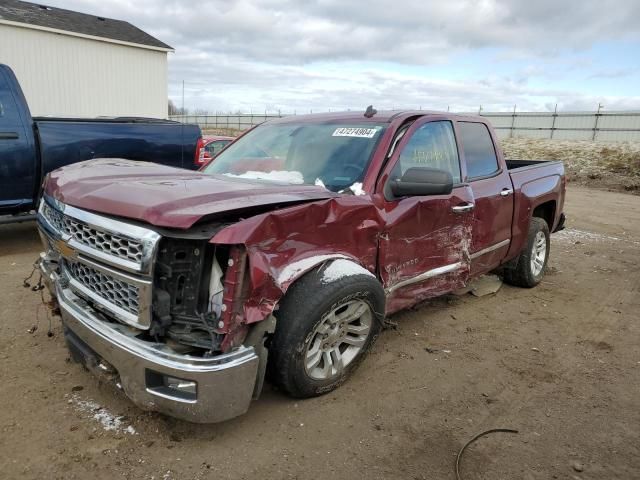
0, 24, 167, 118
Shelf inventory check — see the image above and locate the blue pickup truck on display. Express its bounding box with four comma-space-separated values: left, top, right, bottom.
0, 64, 203, 221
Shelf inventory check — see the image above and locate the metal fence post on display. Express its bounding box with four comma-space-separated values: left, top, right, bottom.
510, 104, 516, 138
550, 104, 558, 139
592, 103, 603, 141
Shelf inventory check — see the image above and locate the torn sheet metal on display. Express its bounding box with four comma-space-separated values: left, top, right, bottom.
377, 186, 474, 314
211, 185, 475, 326
212, 196, 383, 325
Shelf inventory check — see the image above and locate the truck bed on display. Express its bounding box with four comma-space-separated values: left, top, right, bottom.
506, 159, 561, 170
506, 158, 566, 258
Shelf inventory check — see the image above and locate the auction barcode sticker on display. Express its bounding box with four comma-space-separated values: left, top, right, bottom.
332, 127, 379, 138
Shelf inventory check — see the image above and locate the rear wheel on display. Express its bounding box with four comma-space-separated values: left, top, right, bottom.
268, 264, 384, 398
503, 217, 550, 288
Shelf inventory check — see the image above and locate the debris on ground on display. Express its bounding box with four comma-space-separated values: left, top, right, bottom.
455, 428, 519, 480
469, 274, 503, 297
572, 461, 584, 472
68, 393, 137, 435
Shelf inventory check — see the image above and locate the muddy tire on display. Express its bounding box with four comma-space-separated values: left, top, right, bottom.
503, 217, 550, 288
268, 264, 385, 398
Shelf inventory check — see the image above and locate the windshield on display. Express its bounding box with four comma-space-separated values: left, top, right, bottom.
202, 122, 386, 192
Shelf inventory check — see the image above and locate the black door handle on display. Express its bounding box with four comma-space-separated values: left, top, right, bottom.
0, 132, 19, 140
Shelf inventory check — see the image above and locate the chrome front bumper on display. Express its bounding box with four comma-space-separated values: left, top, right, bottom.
39, 259, 259, 424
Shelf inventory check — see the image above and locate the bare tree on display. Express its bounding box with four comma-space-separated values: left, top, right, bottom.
168, 99, 189, 116
168, 99, 177, 116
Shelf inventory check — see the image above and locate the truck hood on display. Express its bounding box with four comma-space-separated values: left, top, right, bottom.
45, 159, 339, 229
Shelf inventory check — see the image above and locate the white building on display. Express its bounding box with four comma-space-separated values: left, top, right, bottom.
0, 0, 172, 118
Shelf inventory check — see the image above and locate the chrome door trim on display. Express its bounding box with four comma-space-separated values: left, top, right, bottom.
469, 239, 511, 260
385, 261, 464, 295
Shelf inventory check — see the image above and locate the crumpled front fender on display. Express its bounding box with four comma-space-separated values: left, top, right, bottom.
211, 196, 384, 325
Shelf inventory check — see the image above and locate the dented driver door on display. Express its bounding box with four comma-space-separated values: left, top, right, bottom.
376, 118, 474, 314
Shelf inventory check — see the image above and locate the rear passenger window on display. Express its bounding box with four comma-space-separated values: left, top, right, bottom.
457, 122, 499, 179
393, 121, 461, 183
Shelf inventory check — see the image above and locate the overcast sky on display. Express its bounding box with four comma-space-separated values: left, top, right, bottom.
44, 0, 640, 113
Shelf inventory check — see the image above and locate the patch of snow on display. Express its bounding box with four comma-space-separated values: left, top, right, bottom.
224, 170, 304, 184
321, 259, 375, 283
276, 254, 350, 289
349, 182, 366, 196
554, 228, 620, 243
70, 394, 137, 435
314, 178, 326, 188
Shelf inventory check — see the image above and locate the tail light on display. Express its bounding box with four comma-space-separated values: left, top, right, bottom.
194, 137, 205, 167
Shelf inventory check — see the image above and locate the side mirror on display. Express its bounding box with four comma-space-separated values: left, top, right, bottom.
390, 167, 453, 197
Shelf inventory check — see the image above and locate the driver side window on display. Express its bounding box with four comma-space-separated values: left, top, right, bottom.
392, 121, 461, 183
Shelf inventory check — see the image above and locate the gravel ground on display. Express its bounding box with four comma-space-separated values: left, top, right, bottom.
0, 186, 638, 480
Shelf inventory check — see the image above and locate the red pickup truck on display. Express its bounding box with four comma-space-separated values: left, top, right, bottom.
37, 110, 565, 423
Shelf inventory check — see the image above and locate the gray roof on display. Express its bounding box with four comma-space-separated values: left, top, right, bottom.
0, 0, 172, 50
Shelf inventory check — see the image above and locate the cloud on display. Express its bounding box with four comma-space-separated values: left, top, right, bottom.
38, 0, 640, 112
46, 0, 640, 63
166, 57, 640, 113
587, 68, 638, 80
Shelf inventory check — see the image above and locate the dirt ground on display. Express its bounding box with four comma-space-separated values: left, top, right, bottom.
1, 186, 638, 480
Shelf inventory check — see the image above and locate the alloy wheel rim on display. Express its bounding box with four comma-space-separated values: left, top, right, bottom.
304, 299, 372, 381
530, 231, 547, 276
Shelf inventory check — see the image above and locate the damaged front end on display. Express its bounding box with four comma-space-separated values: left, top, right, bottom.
36, 196, 268, 423
150, 238, 266, 355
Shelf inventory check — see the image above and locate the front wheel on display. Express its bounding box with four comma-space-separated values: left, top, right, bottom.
268, 263, 385, 398
503, 217, 550, 288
